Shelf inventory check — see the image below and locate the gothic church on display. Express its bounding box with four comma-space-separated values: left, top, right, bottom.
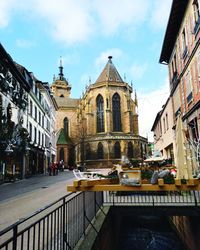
51, 56, 147, 168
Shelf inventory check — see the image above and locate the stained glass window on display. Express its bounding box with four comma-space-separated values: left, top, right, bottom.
112, 93, 121, 131
96, 95, 104, 132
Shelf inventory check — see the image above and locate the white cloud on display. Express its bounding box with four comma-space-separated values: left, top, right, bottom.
0, 0, 172, 45
136, 78, 170, 141
93, 0, 150, 35
130, 63, 148, 79
16, 39, 35, 48
149, 0, 172, 30
32, 0, 94, 45
0, 0, 94, 44
0, 0, 15, 28
95, 48, 123, 68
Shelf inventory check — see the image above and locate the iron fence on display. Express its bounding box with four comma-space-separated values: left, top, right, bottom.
1, 190, 200, 249
0, 192, 103, 250
103, 190, 200, 206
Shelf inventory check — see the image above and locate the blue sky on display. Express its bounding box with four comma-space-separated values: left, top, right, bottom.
0, 0, 172, 140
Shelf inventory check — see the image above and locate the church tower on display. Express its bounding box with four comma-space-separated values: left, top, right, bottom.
51, 58, 79, 168
51, 58, 71, 97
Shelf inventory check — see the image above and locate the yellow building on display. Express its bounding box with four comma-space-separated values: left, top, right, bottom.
51, 57, 147, 169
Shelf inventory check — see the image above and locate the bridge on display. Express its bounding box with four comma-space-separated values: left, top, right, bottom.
1, 190, 200, 250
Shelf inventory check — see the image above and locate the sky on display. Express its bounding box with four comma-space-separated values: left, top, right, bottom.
0, 0, 172, 141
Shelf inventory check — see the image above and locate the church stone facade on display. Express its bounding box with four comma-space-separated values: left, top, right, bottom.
51, 56, 147, 168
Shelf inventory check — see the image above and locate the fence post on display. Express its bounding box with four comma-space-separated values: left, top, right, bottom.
112, 192, 115, 206
94, 192, 97, 218
193, 190, 198, 206
63, 196, 66, 249
13, 224, 18, 250
83, 192, 86, 236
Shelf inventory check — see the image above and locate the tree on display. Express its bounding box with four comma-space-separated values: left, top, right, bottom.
76, 112, 87, 166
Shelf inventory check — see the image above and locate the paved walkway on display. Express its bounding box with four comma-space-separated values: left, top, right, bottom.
0, 170, 75, 230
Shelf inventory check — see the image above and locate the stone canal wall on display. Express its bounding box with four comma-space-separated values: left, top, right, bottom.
170, 216, 200, 250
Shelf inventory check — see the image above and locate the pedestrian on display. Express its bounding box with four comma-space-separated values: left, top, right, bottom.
51, 162, 57, 176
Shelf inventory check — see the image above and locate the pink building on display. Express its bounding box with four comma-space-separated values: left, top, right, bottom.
160, 0, 200, 145
152, 0, 200, 165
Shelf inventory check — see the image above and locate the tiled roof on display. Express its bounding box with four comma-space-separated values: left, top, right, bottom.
95, 56, 123, 83
54, 96, 79, 108
159, 0, 189, 63
57, 129, 72, 145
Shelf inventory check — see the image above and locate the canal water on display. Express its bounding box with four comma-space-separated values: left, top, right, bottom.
118, 216, 186, 250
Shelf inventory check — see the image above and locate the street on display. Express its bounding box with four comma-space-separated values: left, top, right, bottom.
0, 170, 75, 231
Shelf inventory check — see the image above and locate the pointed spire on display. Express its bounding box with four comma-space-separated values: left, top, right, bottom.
95, 56, 123, 83
58, 56, 64, 80
131, 81, 133, 88
135, 90, 138, 106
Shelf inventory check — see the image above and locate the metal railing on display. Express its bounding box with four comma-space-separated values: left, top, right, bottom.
0, 192, 103, 250
1, 190, 200, 249
103, 190, 200, 206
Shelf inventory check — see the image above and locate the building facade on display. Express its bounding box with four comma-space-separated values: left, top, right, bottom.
0, 43, 57, 182
152, 0, 200, 169
52, 56, 148, 169
151, 98, 175, 162
26, 76, 57, 175
0, 43, 31, 181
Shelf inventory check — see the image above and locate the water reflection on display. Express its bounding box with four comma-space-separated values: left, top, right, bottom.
118, 216, 186, 250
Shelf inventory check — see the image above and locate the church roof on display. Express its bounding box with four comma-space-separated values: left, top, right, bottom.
54, 96, 79, 108
95, 56, 124, 83
57, 129, 72, 145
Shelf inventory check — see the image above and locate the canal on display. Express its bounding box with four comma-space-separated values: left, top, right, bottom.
118, 215, 186, 250
92, 208, 187, 250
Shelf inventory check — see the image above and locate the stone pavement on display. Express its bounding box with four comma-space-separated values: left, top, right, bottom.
0, 170, 75, 231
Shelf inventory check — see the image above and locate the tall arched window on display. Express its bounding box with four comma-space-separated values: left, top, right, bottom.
112, 93, 121, 131
86, 143, 91, 160
96, 95, 104, 133
127, 142, 133, 159
59, 147, 64, 161
97, 142, 104, 159
63, 117, 69, 137
114, 141, 121, 159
